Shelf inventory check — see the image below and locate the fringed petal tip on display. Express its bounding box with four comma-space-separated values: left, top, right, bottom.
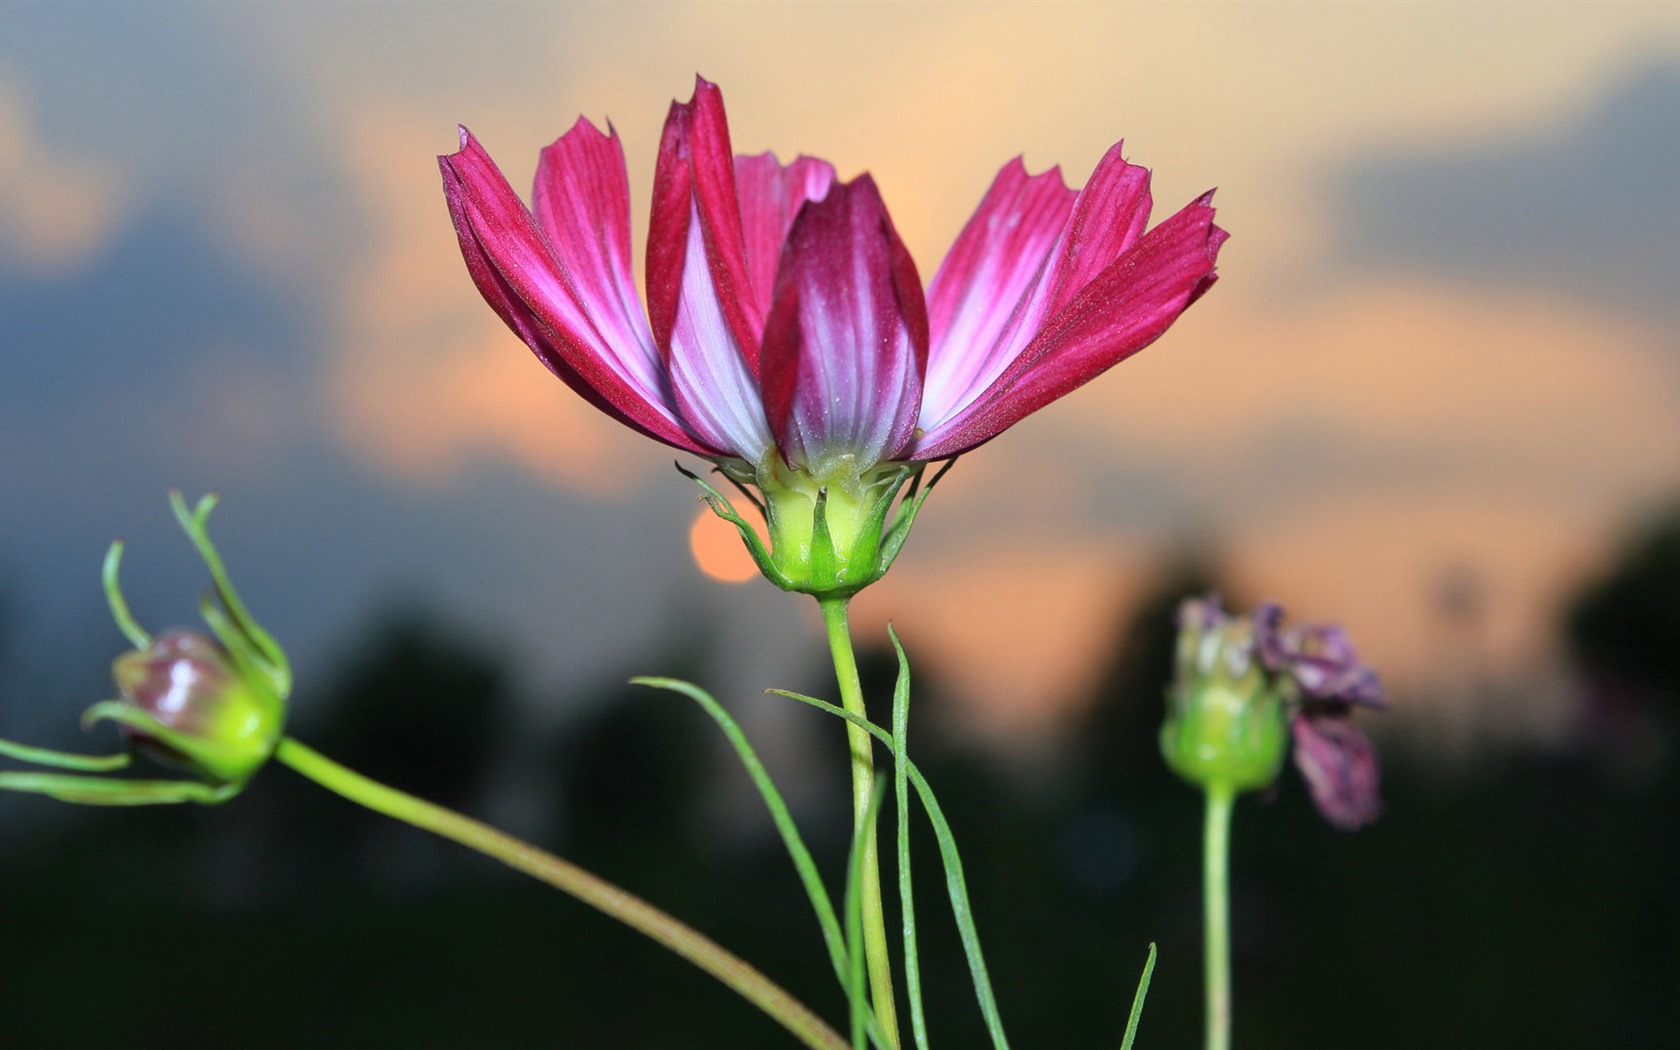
545, 114, 617, 153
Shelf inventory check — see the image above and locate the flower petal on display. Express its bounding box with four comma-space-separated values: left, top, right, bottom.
920, 146, 1153, 440
914, 191, 1225, 459
1034, 142, 1155, 319
760, 176, 929, 477
735, 152, 838, 320
665, 208, 775, 460
646, 76, 771, 460
920, 158, 1075, 428
440, 127, 707, 453
1291, 711, 1383, 830
532, 117, 665, 393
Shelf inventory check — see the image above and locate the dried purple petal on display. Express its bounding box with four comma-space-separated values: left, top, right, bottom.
1290, 711, 1383, 831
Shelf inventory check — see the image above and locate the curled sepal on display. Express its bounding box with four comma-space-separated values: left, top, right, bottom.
170, 491, 291, 700
676, 462, 797, 590
0, 768, 239, 806
0, 736, 240, 805
877, 458, 955, 578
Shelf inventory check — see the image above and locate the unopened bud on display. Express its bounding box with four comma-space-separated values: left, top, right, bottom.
1160, 598, 1291, 793
100, 630, 283, 785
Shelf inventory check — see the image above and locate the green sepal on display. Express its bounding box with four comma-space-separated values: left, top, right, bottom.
0, 736, 131, 772
170, 491, 291, 700
103, 541, 151, 650
676, 462, 797, 591
808, 488, 842, 591
0, 770, 240, 806
877, 459, 954, 577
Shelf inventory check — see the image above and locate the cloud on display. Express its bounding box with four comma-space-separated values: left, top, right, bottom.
849, 278, 1680, 727
1331, 63, 1680, 322
0, 80, 125, 275
322, 110, 654, 495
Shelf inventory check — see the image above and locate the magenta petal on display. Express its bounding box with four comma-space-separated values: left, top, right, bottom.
532, 118, 665, 396
646, 77, 772, 460
922, 146, 1155, 441
1035, 143, 1155, 319
735, 152, 839, 320
921, 158, 1075, 427
646, 77, 763, 354
1291, 712, 1383, 831
914, 191, 1225, 459
761, 176, 929, 476
439, 128, 708, 454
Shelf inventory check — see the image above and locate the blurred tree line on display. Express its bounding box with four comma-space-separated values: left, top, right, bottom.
1, 504, 1678, 1048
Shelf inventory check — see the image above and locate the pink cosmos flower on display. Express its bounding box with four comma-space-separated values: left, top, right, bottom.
439, 76, 1225, 481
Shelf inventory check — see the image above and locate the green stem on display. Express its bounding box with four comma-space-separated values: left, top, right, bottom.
273, 736, 848, 1050
819, 596, 900, 1049
1203, 783, 1235, 1050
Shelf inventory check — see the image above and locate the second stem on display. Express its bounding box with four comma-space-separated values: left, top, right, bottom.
1204, 782, 1235, 1050
820, 596, 900, 1049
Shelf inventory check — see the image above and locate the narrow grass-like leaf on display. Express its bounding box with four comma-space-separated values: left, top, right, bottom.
844, 780, 889, 1050
771, 688, 1011, 1049
887, 626, 928, 1050
1120, 942, 1157, 1050
634, 677, 887, 1048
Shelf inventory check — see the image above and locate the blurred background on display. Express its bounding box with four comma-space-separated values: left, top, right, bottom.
2, 2, 1679, 1046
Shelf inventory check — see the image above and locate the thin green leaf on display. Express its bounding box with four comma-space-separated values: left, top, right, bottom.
1120, 942, 1158, 1050
845, 778, 888, 1050
634, 677, 887, 1048
888, 626, 928, 1050
770, 689, 1011, 1049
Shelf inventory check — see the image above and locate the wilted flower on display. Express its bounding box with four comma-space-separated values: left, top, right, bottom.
441, 76, 1225, 597
1163, 596, 1386, 829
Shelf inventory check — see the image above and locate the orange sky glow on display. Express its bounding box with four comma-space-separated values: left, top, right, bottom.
11, 3, 1677, 743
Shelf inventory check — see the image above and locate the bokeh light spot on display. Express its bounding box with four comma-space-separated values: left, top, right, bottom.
689, 505, 760, 584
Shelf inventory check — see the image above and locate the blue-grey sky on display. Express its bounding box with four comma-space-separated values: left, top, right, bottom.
4, 2, 1680, 746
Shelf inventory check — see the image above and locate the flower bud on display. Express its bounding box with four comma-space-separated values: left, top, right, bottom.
1160, 598, 1291, 793
102, 630, 284, 785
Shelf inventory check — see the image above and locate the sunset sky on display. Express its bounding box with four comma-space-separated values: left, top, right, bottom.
4, 2, 1679, 750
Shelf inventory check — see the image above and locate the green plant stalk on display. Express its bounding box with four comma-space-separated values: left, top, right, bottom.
1203, 783, 1235, 1050
819, 596, 900, 1049
272, 736, 848, 1050
770, 687, 1008, 1048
